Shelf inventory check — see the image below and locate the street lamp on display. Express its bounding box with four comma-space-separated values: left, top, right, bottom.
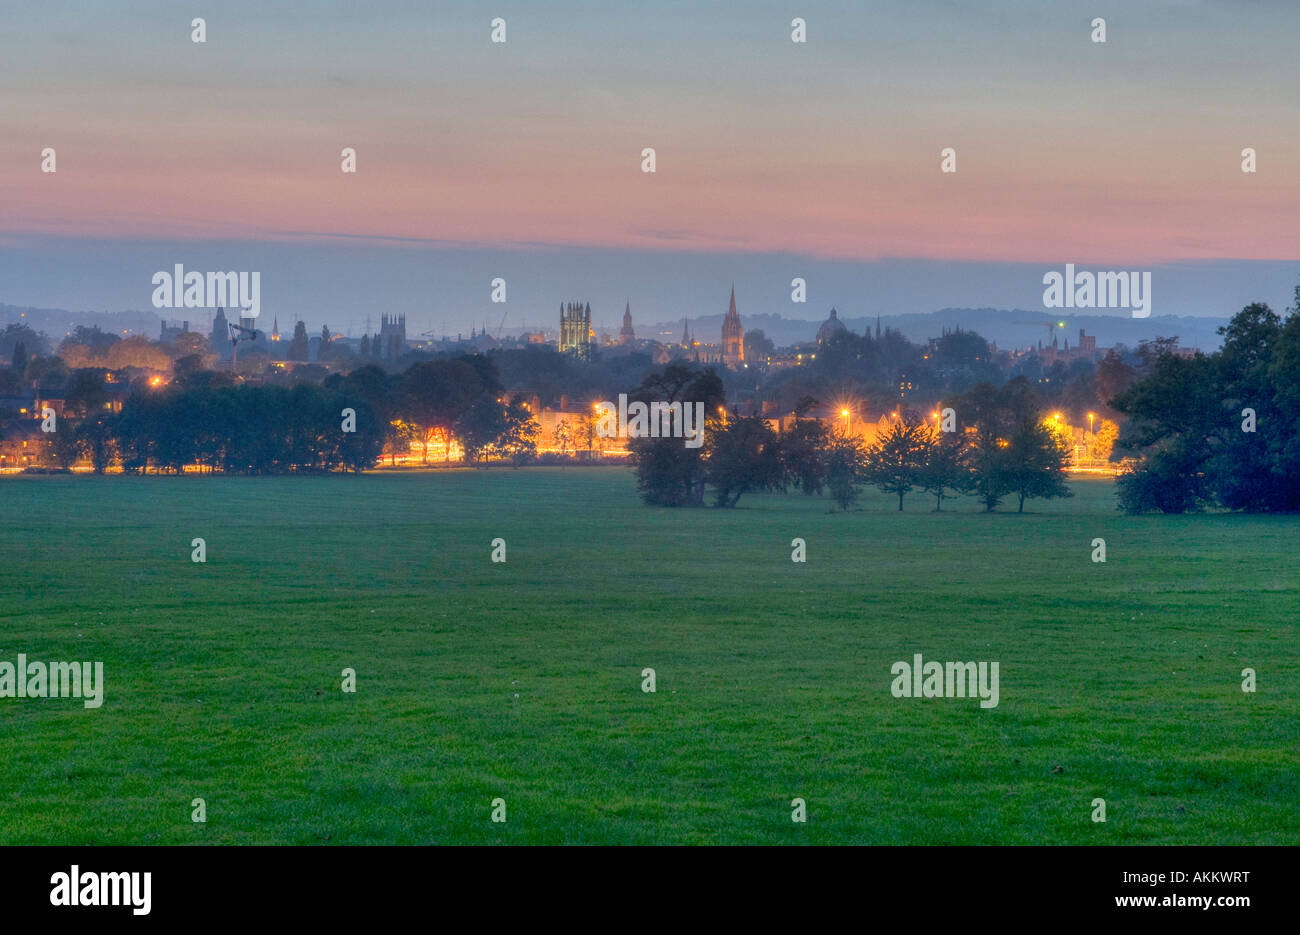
1087, 412, 1095, 434
841, 408, 850, 435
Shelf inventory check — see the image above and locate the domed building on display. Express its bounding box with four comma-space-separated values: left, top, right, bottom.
816, 307, 848, 344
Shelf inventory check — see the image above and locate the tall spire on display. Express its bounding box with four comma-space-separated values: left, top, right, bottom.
620, 300, 634, 344
721, 284, 743, 367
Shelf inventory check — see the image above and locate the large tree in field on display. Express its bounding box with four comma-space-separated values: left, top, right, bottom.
823, 435, 867, 511
50, 419, 84, 469
78, 416, 116, 474
628, 364, 725, 506
1002, 419, 1072, 512
453, 395, 507, 464
1209, 302, 1290, 511
966, 432, 1011, 512
777, 398, 830, 495
1264, 288, 1300, 509
497, 399, 539, 466
863, 418, 931, 510
705, 414, 783, 507
1114, 296, 1300, 513
954, 376, 1057, 512
918, 431, 968, 511
1112, 345, 1223, 514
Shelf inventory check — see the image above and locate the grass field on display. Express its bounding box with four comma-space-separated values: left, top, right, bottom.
0, 468, 1296, 844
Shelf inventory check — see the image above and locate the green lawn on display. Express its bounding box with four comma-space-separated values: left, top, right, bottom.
0, 468, 1295, 844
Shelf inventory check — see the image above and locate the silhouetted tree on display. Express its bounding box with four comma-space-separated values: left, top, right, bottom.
288, 321, 310, 361
706, 414, 782, 507
824, 435, 867, 511
863, 418, 931, 510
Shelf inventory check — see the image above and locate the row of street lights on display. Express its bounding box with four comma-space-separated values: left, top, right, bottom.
834, 407, 1100, 445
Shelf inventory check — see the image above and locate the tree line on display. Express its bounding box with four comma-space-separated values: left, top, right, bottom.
627, 366, 1073, 512
1112, 295, 1300, 513
22, 355, 539, 474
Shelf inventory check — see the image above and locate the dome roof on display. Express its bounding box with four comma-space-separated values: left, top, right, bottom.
816, 307, 848, 343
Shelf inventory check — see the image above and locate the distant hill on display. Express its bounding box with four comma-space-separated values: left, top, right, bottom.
1, 304, 163, 341
5, 302, 1227, 356
642, 308, 1228, 353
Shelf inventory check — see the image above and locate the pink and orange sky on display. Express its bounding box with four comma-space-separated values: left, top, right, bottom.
2, 0, 1298, 328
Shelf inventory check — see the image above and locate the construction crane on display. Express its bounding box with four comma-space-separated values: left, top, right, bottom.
227, 321, 260, 370
495, 310, 508, 339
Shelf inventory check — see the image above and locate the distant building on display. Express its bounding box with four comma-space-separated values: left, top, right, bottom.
160, 320, 190, 342
559, 302, 592, 360
816, 307, 848, 344
270, 318, 281, 342
0, 420, 49, 470
721, 285, 744, 367
620, 301, 635, 345
210, 308, 230, 358
378, 313, 407, 360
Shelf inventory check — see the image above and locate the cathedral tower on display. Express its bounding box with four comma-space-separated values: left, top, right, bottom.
559, 301, 592, 360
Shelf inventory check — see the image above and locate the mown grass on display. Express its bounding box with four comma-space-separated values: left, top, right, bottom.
0, 468, 1295, 844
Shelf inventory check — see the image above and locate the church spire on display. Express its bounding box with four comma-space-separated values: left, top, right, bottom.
620, 300, 634, 344
721, 284, 743, 367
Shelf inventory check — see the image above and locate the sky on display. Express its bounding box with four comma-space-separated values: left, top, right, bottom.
2, 0, 1298, 333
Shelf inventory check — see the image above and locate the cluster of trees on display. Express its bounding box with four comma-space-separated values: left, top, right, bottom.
109, 384, 383, 474
1113, 296, 1300, 513
322, 358, 536, 465
0, 323, 207, 403
21, 353, 542, 474
629, 367, 1072, 513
